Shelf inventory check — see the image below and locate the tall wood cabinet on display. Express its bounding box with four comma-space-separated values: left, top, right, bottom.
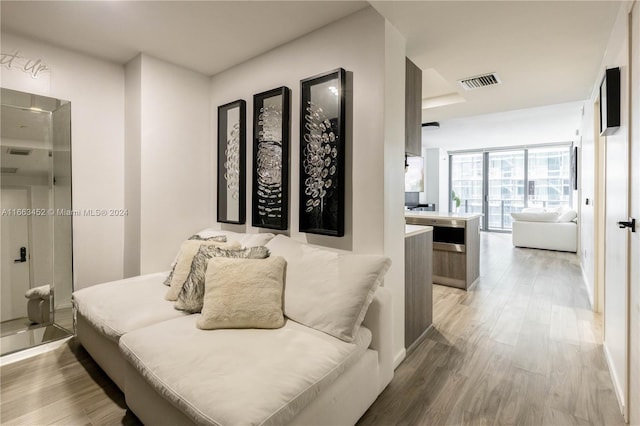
405, 57, 422, 156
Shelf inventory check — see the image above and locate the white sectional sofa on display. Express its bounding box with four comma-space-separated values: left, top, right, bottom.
73, 230, 393, 426
511, 207, 578, 252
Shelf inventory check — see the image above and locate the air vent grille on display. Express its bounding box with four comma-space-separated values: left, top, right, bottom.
7, 148, 32, 156
458, 73, 501, 90
1, 167, 18, 174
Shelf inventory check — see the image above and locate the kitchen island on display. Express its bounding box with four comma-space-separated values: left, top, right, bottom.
405, 212, 481, 290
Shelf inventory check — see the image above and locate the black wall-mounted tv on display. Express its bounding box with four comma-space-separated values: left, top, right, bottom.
599, 67, 621, 136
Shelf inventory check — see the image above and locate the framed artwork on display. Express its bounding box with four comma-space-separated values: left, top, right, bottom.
252, 86, 290, 230
599, 67, 620, 136
217, 100, 246, 224
299, 68, 346, 237
571, 145, 578, 190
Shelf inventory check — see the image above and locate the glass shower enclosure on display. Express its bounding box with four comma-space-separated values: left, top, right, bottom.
1, 88, 73, 356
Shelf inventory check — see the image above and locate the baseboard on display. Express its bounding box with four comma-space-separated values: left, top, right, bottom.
580, 262, 595, 310
603, 342, 626, 417
393, 348, 406, 370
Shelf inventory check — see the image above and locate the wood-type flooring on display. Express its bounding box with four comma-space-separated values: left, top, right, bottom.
0, 233, 625, 425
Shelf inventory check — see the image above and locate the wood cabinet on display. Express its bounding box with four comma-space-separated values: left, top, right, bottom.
405, 57, 422, 156
405, 227, 433, 351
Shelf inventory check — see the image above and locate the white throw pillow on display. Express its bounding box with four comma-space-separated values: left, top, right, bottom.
265, 235, 391, 342
510, 211, 559, 222
197, 257, 286, 330
557, 207, 578, 222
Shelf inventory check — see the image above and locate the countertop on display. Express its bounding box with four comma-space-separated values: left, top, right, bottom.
405, 224, 433, 238
405, 211, 482, 221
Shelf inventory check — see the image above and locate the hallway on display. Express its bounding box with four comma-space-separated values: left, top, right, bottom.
358, 232, 624, 425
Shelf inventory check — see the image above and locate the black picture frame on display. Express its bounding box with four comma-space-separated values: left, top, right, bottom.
599, 67, 621, 136
299, 68, 346, 237
217, 99, 246, 224
252, 87, 291, 230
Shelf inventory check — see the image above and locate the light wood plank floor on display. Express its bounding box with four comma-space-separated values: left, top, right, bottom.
358, 233, 624, 426
0, 233, 625, 425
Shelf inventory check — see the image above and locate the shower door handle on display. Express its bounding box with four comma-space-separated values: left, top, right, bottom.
14, 247, 27, 263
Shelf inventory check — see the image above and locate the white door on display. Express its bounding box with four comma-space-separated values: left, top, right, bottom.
603, 67, 630, 419
1, 187, 31, 322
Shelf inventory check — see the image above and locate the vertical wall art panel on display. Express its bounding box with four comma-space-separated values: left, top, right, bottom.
252, 87, 291, 230
299, 68, 346, 237
217, 100, 246, 224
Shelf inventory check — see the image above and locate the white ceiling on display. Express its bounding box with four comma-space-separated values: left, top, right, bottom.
1, 1, 368, 76
1, 1, 625, 122
371, 1, 624, 122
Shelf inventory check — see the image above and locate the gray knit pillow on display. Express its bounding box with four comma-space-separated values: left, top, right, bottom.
174, 246, 270, 313
163, 235, 227, 286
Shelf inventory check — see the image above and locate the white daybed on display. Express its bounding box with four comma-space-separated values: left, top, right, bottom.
73, 230, 393, 426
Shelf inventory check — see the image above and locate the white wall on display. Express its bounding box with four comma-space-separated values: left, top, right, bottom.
422, 101, 583, 151
210, 8, 386, 251
209, 7, 407, 361
422, 147, 449, 212
383, 19, 407, 367
1, 32, 125, 290
138, 55, 212, 274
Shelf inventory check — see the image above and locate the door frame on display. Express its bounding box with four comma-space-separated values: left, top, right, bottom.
1, 185, 35, 290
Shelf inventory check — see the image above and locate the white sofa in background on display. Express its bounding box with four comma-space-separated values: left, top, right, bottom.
73, 230, 393, 426
511, 207, 578, 252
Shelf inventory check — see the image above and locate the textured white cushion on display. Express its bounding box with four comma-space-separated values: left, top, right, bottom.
119, 315, 371, 426
511, 211, 559, 222
195, 229, 275, 248
265, 235, 391, 342
165, 240, 240, 301
197, 257, 286, 330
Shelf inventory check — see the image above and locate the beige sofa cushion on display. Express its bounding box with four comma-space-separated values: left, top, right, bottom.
73, 272, 187, 342
119, 315, 371, 426
174, 246, 270, 314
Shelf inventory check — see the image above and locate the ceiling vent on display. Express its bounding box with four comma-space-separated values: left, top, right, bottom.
1, 167, 18, 174
458, 73, 501, 90
7, 148, 32, 156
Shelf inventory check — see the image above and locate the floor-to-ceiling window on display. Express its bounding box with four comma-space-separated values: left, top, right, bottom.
487, 150, 525, 230
450, 153, 483, 215
527, 145, 572, 208
449, 143, 572, 232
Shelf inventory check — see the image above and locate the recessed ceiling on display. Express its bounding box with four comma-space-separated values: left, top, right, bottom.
371, 1, 625, 121
1, 1, 368, 76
